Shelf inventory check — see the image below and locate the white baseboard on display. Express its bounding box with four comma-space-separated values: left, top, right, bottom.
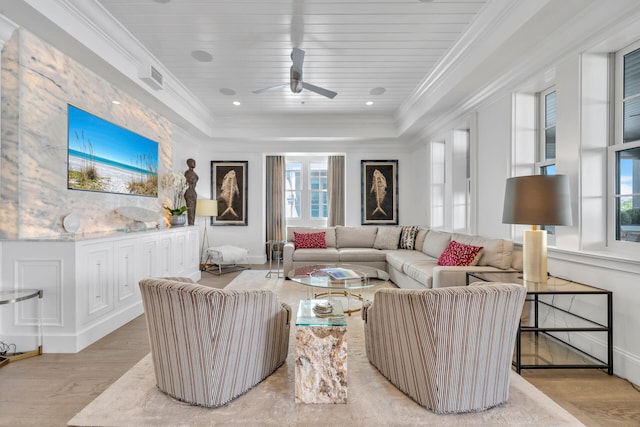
42, 303, 144, 353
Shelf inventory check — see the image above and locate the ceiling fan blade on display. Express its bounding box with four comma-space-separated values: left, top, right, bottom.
291, 48, 305, 74
252, 83, 289, 94
302, 82, 337, 99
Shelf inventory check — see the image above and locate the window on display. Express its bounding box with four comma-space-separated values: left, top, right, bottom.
285, 162, 302, 218
613, 44, 640, 244
430, 141, 445, 228
537, 88, 557, 175
537, 87, 557, 235
309, 162, 328, 218
285, 157, 327, 224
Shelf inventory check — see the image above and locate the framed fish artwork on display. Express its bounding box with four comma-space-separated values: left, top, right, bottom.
361, 160, 398, 225
210, 160, 248, 226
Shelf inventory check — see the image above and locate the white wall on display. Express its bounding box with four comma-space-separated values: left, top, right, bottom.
173, 137, 423, 263
475, 94, 517, 239
419, 46, 640, 388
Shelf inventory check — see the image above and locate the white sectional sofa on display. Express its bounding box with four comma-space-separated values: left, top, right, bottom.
283, 226, 522, 289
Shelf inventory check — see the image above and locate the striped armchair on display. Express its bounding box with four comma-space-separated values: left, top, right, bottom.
362, 283, 526, 414
139, 278, 291, 408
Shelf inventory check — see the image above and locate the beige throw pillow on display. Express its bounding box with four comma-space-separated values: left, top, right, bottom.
335, 226, 378, 248
422, 230, 452, 258
373, 226, 402, 250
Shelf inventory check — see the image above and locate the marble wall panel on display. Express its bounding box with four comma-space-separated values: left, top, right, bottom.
0, 31, 19, 234
0, 29, 173, 239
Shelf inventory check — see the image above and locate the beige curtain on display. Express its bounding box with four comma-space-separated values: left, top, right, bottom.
327, 155, 345, 226
265, 156, 286, 244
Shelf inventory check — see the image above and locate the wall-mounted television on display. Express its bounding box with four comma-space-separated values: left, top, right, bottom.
67, 104, 158, 197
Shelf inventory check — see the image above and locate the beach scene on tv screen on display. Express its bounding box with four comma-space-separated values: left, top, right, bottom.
67, 105, 158, 196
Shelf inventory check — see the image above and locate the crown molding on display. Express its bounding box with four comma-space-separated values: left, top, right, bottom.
407, 0, 640, 141
9, 0, 213, 137
396, 0, 542, 133
0, 13, 18, 49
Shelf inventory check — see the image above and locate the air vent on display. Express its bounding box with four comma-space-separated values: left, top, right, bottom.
139, 63, 163, 90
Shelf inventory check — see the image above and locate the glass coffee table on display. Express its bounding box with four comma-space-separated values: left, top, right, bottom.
288, 264, 389, 315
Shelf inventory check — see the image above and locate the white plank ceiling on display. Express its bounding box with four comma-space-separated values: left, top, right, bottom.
97, 0, 488, 117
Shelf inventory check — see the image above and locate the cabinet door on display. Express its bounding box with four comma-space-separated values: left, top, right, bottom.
115, 241, 136, 303
172, 232, 187, 276
141, 238, 158, 279
158, 235, 172, 277
82, 243, 114, 323
185, 228, 200, 272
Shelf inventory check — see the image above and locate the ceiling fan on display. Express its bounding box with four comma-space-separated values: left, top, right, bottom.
253, 48, 337, 99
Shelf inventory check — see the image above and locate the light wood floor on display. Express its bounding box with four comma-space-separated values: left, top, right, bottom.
0, 267, 638, 426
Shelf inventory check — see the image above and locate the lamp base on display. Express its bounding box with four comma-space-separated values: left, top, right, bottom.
523, 229, 548, 283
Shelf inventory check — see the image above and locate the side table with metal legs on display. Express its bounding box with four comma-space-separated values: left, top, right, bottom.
266, 239, 286, 278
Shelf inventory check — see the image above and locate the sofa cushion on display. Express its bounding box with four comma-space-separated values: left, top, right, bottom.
386, 249, 434, 272
294, 231, 327, 249
403, 260, 437, 287
339, 248, 388, 263
399, 226, 420, 250
287, 227, 336, 247
414, 228, 429, 252
422, 230, 452, 258
336, 226, 377, 248
373, 226, 402, 250
452, 234, 513, 270
292, 248, 339, 262
437, 240, 483, 266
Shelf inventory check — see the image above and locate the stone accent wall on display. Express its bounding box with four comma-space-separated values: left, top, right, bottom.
0, 29, 172, 239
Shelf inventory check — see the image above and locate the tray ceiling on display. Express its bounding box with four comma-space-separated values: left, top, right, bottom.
97, 0, 488, 118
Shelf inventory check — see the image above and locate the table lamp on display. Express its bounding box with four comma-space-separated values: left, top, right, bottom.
196, 199, 218, 269
502, 175, 572, 283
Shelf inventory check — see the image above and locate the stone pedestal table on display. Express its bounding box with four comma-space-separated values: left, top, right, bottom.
294, 299, 347, 404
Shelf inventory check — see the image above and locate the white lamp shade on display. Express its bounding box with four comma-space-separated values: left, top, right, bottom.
195, 199, 218, 217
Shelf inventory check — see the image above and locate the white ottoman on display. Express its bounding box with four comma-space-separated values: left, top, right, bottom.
204, 245, 251, 275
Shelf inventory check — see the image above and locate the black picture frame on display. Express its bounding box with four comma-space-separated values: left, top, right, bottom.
210, 160, 248, 226
361, 160, 398, 225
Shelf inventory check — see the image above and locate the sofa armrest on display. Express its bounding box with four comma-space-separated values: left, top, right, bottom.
280, 302, 292, 325
283, 242, 295, 277
362, 300, 373, 323
432, 266, 508, 288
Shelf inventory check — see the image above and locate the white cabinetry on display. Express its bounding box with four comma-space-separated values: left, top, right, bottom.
81, 242, 114, 324
0, 227, 200, 353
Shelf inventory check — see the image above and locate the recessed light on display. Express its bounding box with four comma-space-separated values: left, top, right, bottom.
219, 88, 236, 96
112, 100, 121, 105
191, 50, 213, 62
366, 101, 374, 106
233, 101, 241, 106
370, 87, 386, 96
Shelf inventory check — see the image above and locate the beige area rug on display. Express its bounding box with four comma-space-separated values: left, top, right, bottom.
68, 270, 583, 426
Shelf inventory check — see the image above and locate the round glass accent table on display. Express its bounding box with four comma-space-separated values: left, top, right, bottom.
288, 264, 389, 315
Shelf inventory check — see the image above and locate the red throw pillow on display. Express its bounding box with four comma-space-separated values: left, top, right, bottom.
294, 231, 327, 249
437, 240, 483, 266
